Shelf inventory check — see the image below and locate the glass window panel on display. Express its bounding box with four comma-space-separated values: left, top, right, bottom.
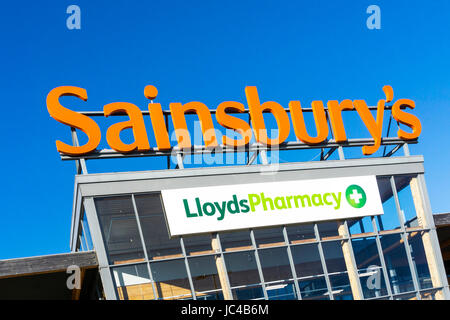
258, 247, 293, 282
322, 241, 346, 273
298, 276, 329, 300
134, 194, 183, 260
351, 237, 388, 298
376, 177, 401, 231
224, 251, 261, 287
112, 264, 154, 300
408, 231, 433, 290
291, 243, 324, 278
253, 227, 285, 248
78, 232, 89, 251
82, 212, 93, 250
329, 273, 353, 300
421, 289, 442, 300
150, 259, 192, 300
370, 296, 391, 300
317, 222, 341, 240
378, 196, 401, 231
188, 255, 221, 294
266, 281, 298, 300
183, 234, 214, 256
348, 217, 374, 236
95, 196, 145, 264
358, 266, 388, 299
196, 291, 224, 300
352, 237, 381, 270
232, 285, 264, 300
286, 224, 315, 244
394, 175, 419, 228
220, 230, 253, 252
394, 293, 418, 300
380, 234, 415, 294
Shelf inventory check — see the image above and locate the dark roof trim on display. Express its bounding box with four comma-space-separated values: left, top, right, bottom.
0, 251, 98, 279
434, 213, 450, 227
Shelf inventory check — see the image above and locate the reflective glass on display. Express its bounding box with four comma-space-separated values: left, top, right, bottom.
380, 234, 415, 294
95, 196, 145, 264
220, 230, 253, 252
183, 234, 214, 256
317, 222, 341, 240
348, 217, 373, 236
224, 251, 261, 287
291, 243, 324, 278
150, 259, 192, 300
352, 237, 381, 270
351, 237, 388, 298
82, 211, 93, 250
134, 194, 182, 260
196, 291, 224, 300
258, 247, 293, 282
112, 263, 154, 300
298, 276, 329, 300
394, 175, 419, 228
79, 233, 87, 251
232, 285, 264, 300
266, 281, 298, 300
376, 177, 401, 231
408, 231, 433, 289
253, 227, 285, 248
321, 241, 346, 273
329, 273, 353, 300
286, 224, 315, 244
358, 266, 388, 299
394, 293, 418, 300
421, 289, 442, 300
188, 255, 221, 295
370, 296, 390, 300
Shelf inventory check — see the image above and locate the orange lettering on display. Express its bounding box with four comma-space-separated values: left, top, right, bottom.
144, 85, 171, 150
47, 85, 422, 158
353, 99, 385, 155
170, 102, 218, 148
289, 100, 329, 144
104, 102, 150, 153
392, 99, 422, 140
245, 86, 290, 146
216, 101, 252, 147
46, 86, 101, 156
327, 99, 354, 142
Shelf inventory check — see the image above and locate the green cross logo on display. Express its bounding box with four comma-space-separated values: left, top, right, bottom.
345, 185, 367, 208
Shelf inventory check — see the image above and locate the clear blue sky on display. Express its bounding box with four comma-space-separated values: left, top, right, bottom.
1, 0, 449, 259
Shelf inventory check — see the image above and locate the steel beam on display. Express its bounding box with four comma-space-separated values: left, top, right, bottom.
61, 138, 418, 161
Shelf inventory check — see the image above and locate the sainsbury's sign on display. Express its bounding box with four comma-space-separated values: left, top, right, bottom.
46, 85, 421, 156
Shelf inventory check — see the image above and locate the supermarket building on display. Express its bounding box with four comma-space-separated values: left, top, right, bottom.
0, 85, 449, 300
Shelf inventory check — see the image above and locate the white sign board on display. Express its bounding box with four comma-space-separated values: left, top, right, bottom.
161, 175, 383, 237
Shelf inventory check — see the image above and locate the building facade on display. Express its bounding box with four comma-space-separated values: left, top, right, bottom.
71, 155, 450, 300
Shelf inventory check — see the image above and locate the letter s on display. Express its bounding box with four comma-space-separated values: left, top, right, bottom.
392, 99, 422, 140
46, 86, 101, 155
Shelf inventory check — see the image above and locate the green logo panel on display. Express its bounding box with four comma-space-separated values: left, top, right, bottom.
345, 185, 367, 208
